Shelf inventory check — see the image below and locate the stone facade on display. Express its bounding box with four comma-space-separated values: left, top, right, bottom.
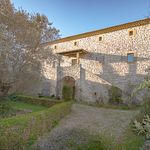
42, 18, 150, 103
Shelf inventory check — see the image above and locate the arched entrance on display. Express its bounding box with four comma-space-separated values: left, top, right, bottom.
61, 76, 75, 100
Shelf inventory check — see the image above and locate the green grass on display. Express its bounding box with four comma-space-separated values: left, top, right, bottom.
0, 102, 72, 150
77, 136, 113, 150
76, 129, 144, 150
77, 141, 108, 150
8, 100, 47, 112
120, 128, 145, 150
9, 94, 63, 107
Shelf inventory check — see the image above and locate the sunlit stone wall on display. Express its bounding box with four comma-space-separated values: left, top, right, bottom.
45, 22, 150, 103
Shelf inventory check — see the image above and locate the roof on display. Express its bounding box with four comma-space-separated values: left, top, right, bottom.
44, 18, 150, 45
56, 49, 88, 57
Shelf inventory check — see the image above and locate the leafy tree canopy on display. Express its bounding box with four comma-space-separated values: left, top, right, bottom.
0, 0, 60, 98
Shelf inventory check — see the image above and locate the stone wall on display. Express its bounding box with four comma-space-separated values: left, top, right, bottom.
41, 61, 57, 96
43, 21, 150, 103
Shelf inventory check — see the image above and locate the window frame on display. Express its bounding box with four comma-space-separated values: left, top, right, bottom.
127, 53, 135, 63
99, 36, 102, 41
128, 29, 136, 37
74, 41, 78, 46
129, 30, 133, 36
71, 59, 77, 66
54, 45, 57, 49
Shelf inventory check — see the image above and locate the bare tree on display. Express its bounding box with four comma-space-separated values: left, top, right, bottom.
0, 0, 59, 98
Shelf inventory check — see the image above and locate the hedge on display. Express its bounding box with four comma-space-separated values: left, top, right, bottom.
10, 94, 63, 107
0, 102, 72, 150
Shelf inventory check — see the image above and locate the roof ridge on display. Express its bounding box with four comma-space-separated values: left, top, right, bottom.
43, 18, 150, 45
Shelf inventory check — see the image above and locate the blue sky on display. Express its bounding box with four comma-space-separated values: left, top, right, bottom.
12, 0, 150, 37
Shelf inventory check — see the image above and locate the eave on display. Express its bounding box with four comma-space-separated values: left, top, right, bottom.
56, 49, 88, 57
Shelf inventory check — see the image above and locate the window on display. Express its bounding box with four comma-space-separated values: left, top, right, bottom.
72, 59, 77, 66
54, 45, 57, 49
128, 30, 134, 36
99, 36, 102, 41
129, 31, 133, 36
127, 53, 134, 62
52, 61, 55, 68
74, 41, 78, 46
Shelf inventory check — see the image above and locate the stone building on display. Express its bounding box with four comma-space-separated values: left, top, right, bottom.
42, 18, 150, 103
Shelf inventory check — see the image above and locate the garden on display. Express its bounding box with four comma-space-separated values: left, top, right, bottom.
0, 80, 150, 150
0, 94, 72, 149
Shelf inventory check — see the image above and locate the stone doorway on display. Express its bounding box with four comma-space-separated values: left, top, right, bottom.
61, 76, 75, 100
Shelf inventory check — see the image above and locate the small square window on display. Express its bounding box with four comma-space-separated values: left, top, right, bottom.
72, 59, 77, 66
129, 30, 134, 36
54, 45, 57, 49
74, 42, 78, 46
127, 53, 134, 62
99, 36, 102, 41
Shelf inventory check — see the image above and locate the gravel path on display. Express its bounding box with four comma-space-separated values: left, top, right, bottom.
33, 104, 139, 150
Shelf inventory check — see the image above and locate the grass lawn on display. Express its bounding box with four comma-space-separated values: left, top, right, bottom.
8, 101, 47, 112
0, 102, 72, 150
120, 128, 145, 150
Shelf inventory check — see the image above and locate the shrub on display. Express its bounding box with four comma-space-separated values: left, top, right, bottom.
62, 85, 73, 101
0, 102, 72, 149
141, 97, 150, 115
137, 79, 150, 91
8, 93, 19, 101
133, 115, 150, 139
0, 101, 13, 118
9, 94, 63, 107
132, 79, 150, 102
108, 85, 122, 104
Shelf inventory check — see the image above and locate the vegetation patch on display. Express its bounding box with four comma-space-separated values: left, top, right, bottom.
78, 127, 145, 150
8, 101, 46, 112
0, 100, 14, 118
9, 94, 63, 107
0, 102, 72, 150
77, 122, 144, 150
131, 79, 150, 147
133, 97, 150, 139
0, 98, 47, 119
76, 134, 113, 150
108, 85, 123, 104
140, 97, 150, 116
62, 85, 73, 101
119, 128, 145, 150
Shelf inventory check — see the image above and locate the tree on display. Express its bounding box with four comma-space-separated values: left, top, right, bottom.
0, 0, 59, 98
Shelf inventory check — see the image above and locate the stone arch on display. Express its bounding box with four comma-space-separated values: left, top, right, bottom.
60, 76, 76, 100
59, 65, 80, 81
